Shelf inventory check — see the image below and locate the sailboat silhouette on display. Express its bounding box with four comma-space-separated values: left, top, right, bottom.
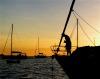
34, 37, 46, 58
52, 0, 100, 79
6, 24, 21, 63
6, 24, 27, 63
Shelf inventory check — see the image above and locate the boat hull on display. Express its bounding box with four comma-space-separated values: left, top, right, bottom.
6, 59, 20, 63
54, 55, 80, 79
54, 46, 100, 79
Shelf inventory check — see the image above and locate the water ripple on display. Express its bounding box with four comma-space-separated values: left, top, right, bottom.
0, 58, 69, 79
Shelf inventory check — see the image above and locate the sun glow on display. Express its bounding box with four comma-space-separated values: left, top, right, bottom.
1, 0, 100, 56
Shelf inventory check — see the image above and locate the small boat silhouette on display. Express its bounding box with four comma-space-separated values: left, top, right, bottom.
34, 37, 46, 58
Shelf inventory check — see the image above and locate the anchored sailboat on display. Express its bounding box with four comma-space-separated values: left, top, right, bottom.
6, 24, 27, 63
6, 24, 20, 63
34, 37, 46, 58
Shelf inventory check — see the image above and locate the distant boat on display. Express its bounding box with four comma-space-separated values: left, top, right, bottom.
34, 52, 46, 58
6, 24, 20, 63
6, 51, 27, 63
1, 51, 27, 59
34, 37, 46, 58
6, 24, 27, 63
6, 56, 20, 63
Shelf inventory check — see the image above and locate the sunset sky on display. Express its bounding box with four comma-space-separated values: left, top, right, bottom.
1, 0, 100, 56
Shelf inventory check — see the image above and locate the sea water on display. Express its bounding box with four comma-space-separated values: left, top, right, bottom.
0, 58, 69, 79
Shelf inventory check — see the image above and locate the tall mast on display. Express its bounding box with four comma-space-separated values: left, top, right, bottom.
57, 0, 75, 53
11, 24, 13, 55
77, 19, 78, 48
38, 36, 39, 53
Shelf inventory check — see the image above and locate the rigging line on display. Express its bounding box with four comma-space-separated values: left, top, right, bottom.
72, 11, 77, 19
70, 12, 79, 38
70, 23, 76, 38
79, 22, 95, 46
73, 10, 100, 34
2, 27, 11, 52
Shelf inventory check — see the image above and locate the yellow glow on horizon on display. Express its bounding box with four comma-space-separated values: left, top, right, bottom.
1, 0, 100, 56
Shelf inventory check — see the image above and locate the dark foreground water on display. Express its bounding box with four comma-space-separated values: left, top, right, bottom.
0, 58, 69, 79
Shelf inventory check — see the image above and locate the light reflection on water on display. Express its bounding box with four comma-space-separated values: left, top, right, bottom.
0, 58, 69, 79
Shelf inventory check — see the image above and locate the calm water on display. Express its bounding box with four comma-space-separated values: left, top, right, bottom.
0, 58, 69, 79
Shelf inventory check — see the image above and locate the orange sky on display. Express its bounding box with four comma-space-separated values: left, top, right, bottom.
1, 0, 100, 56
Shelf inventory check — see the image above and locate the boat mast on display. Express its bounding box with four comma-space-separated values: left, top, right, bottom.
57, 0, 75, 53
11, 24, 13, 55
38, 36, 39, 53
77, 18, 78, 48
